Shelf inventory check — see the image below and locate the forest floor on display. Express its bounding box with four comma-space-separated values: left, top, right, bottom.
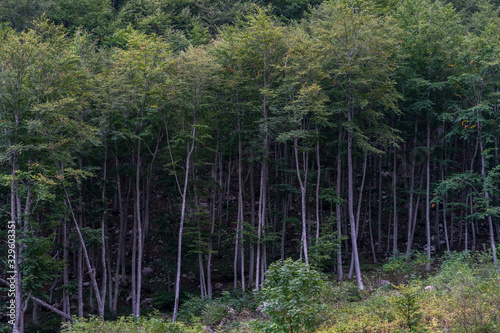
55, 250, 500, 333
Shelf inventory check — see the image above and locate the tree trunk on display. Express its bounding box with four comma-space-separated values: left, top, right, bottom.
347, 109, 363, 289
393, 149, 398, 253
64, 187, 104, 318
425, 115, 432, 271
173, 125, 196, 321
294, 137, 309, 266
336, 132, 343, 280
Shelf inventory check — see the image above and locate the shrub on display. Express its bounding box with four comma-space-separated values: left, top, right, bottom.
254, 258, 325, 333
430, 251, 500, 332
382, 251, 429, 284
389, 283, 425, 332
176, 295, 212, 323
177, 289, 256, 327
219, 288, 259, 312
429, 251, 473, 288
367, 291, 395, 324
320, 280, 363, 304
202, 301, 232, 326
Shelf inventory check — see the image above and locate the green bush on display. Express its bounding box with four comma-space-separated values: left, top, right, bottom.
389, 283, 425, 332
176, 295, 212, 323
429, 251, 473, 288
320, 280, 363, 304
253, 258, 325, 333
219, 289, 259, 312
177, 289, 256, 327
367, 291, 395, 324
202, 301, 232, 326
429, 251, 500, 332
382, 251, 429, 284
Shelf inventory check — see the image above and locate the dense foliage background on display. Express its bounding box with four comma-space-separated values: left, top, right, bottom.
1, 0, 500, 332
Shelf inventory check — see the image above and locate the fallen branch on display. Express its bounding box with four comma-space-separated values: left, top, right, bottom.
0, 278, 73, 322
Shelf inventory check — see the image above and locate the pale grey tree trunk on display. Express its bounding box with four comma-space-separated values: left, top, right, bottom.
294, 137, 309, 266
425, 116, 432, 271
172, 124, 196, 322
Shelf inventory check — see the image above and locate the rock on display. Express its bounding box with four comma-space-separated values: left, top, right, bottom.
423, 244, 436, 253
142, 267, 154, 275
380, 279, 390, 286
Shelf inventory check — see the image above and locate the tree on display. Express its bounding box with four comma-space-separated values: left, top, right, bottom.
394, 0, 463, 268
255, 258, 325, 333
309, 0, 400, 289
439, 2, 500, 263
0, 19, 97, 332
217, 7, 289, 288
111, 28, 172, 317
170, 45, 219, 321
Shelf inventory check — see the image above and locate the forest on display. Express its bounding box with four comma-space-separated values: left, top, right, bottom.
1, 0, 500, 332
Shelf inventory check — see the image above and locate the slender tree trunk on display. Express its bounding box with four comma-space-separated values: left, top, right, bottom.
348, 153, 367, 278
173, 125, 196, 322
77, 160, 84, 318
248, 160, 256, 289
479, 139, 498, 264
425, 115, 432, 271
393, 149, 398, 253
347, 108, 363, 289
378, 156, 383, 253
99, 141, 108, 318
238, 128, 245, 291
112, 157, 127, 314
336, 142, 343, 280
294, 137, 309, 266
207, 146, 218, 298
406, 120, 417, 253
336, 129, 344, 280
11, 154, 23, 333
316, 138, 321, 243
62, 220, 70, 320
64, 187, 103, 318
369, 181, 377, 263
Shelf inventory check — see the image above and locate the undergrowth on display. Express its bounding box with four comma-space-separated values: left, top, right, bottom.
60, 251, 500, 333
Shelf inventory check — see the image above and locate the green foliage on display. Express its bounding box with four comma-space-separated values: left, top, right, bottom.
50, 0, 114, 38
177, 295, 213, 322
61, 314, 205, 333
429, 251, 474, 287
366, 291, 396, 324
382, 251, 430, 283
177, 289, 257, 327
151, 290, 176, 311
320, 280, 363, 304
389, 283, 425, 332
0, 0, 55, 31
202, 301, 233, 326
254, 258, 325, 332
20, 232, 63, 292
309, 214, 343, 271
219, 289, 259, 312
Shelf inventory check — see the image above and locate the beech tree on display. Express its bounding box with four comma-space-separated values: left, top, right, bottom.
309, 0, 400, 289
0, 20, 97, 331
3, 2, 500, 331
